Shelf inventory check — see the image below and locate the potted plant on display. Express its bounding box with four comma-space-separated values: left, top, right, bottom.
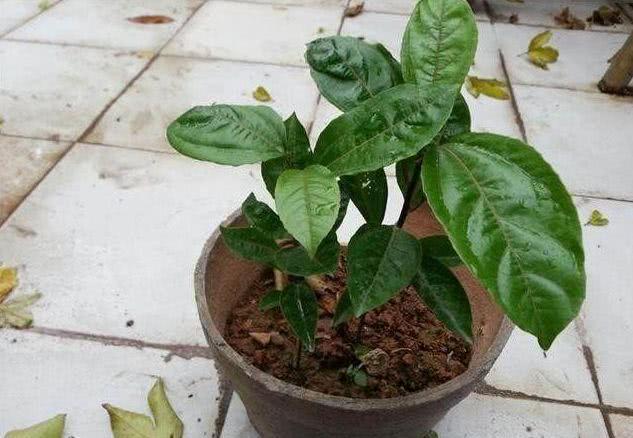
166, 0, 585, 436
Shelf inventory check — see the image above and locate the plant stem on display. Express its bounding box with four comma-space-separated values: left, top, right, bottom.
396, 159, 423, 228
306, 275, 328, 291
274, 269, 288, 291
292, 338, 302, 369
355, 314, 366, 344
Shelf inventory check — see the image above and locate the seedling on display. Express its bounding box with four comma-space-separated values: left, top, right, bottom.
167, 0, 585, 369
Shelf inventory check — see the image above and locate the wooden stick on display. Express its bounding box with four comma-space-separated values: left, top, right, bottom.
599, 31, 633, 95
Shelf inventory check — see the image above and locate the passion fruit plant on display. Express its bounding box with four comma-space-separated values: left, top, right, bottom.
166, 0, 585, 363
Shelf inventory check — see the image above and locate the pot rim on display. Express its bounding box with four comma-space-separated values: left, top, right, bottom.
194, 209, 514, 411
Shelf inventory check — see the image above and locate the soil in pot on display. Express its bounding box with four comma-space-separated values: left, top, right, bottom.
225, 254, 472, 399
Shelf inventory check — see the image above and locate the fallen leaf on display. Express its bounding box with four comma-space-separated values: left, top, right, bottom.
587, 6, 623, 26
554, 7, 586, 30
252, 86, 272, 102
585, 210, 609, 226
249, 332, 272, 346
136, 50, 155, 60
104, 378, 183, 438
465, 76, 510, 100
0, 293, 42, 329
127, 15, 175, 24
527, 30, 559, 69
509, 13, 519, 24
38, 0, 50, 11
317, 26, 325, 34
5, 414, 66, 438
344, 0, 364, 17
0, 266, 17, 303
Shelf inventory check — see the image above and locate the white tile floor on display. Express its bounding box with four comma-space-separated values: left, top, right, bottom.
1, 0, 632, 436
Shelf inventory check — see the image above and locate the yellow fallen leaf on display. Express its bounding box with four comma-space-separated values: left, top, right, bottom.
585, 210, 609, 226
0, 293, 42, 329
38, 0, 50, 11
5, 414, 66, 438
0, 266, 17, 303
528, 30, 552, 51
465, 76, 510, 100
527, 30, 559, 69
252, 86, 272, 102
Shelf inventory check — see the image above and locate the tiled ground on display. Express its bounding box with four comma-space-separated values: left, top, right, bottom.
1, 0, 632, 437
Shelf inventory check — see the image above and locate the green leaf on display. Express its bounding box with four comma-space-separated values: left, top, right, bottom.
0, 293, 42, 329
259, 290, 282, 311
441, 93, 471, 140
333, 290, 354, 327
333, 186, 351, 231
314, 83, 457, 176
274, 233, 340, 276
419, 235, 463, 267
401, 0, 478, 86
167, 105, 286, 165
305, 36, 403, 111
396, 156, 425, 212
422, 133, 585, 349
104, 378, 183, 438
347, 225, 421, 316
280, 283, 318, 351
261, 113, 312, 195
585, 209, 609, 227
465, 76, 510, 100
241, 193, 287, 240
5, 414, 66, 438
252, 86, 272, 102
414, 255, 472, 342
220, 227, 278, 264
275, 165, 340, 258
340, 169, 388, 225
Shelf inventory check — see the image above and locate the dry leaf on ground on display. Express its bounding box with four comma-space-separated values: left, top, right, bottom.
585, 210, 609, 226
0, 293, 42, 329
103, 378, 183, 438
527, 30, 559, 69
5, 414, 66, 438
344, 0, 364, 17
554, 7, 586, 30
0, 266, 17, 303
252, 86, 273, 102
509, 13, 519, 24
465, 76, 510, 100
587, 6, 623, 26
127, 15, 175, 24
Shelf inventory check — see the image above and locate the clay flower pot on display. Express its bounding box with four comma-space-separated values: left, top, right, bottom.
195, 206, 513, 438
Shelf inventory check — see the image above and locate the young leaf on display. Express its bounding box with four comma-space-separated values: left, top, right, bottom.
241, 193, 287, 240
585, 210, 609, 226
401, 0, 478, 86
275, 165, 340, 258
274, 233, 340, 276
314, 83, 457, 176
413, 255, 472, 342
0, 266, 17, 303
347, 225, 421, 316
333, 291, 354, 327
422, 133, 585, 349
419, 235, 463, 267
261, 113, 312, 195
104, 378, 183, 438
340, 169, 388, 225
280, 283, 318, 352
305, 36, 402, 111
0, 293, 42, 329
252, 86, 272, 102
465, 76, 510, 100
527, 30, 559, 70
167, 105, 286, 165
259, 290, 283, 311
5, 414, 66, 438
396, 156, 425, 212
220, 227, 278, 264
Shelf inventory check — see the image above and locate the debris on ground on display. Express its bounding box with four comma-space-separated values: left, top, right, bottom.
527, 30, 559, 70
0, 266, 42, 329
585, 209, 609, 226
127, 15, 175, 24
465, 76, 510, 100
344, 0, 364, 17
587, 6, 623, 26
509, 13, 519, 24
0, 266, 17, 302
252, 86, 273, 102
5, 414, 66, 438
554, 7, 586, 30
38, 0, 50, 11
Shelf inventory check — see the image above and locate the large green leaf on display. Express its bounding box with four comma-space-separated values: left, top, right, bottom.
347, 225, 421, 316
167, 105, 286, 165
280, 282, 318, 351
274, 233, 340, 276
414, 255, 472, 342
275, 165, 340, 257
314, 83, 457, 176
401, 0, 478, 87
419, 235, 463, 267
422, 133, 585, 349
5, 415, 66, 438
333, 186, 351, 231
340, 169, 388, 225
441, 94, 471, 140
306, 36, 403, 111
220, 226, 278, 265
333, 290, 354, 327
261, 113, 312, 195
241, 193, 287, 240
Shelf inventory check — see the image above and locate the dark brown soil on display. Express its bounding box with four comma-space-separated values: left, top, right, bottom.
225, 256, 472, 399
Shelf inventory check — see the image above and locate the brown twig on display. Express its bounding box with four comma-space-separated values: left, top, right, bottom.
292, 338, 302, 369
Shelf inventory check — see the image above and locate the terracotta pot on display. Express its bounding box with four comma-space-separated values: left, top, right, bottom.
195, 205, 513, 438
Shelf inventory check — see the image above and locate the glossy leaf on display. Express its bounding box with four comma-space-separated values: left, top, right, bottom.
314, 83, 457, 176
333, 186, 351, 231
396, 156, 425, 211
275, 165, 340, 257
422, 133, 585, 349
401, 0, 478, 86
441, 93, 471, 140
333, 291, 354, 326
274, 233, 340, 276
167, 105, 285, 165
5, 414, 66, 438
340, 169, 388, 225
306, 36, 403, 111
220, 227, 278, 265
259, 290, 282, 311
347, 225, 422, 316
241, 193, 287, 240
414, 255, 472, 342
280, 283, 318, 351
419, 235, 463, 267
